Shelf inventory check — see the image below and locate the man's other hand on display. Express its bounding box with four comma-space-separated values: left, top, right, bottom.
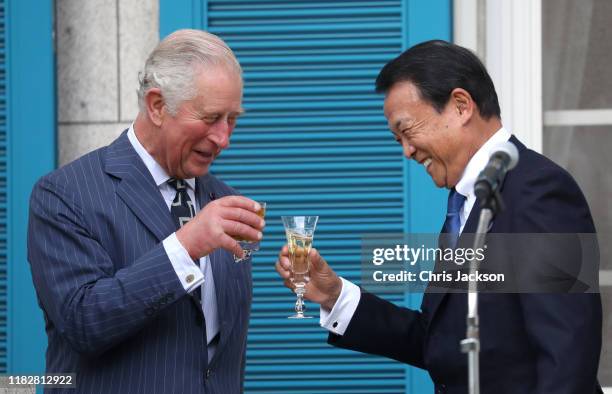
275, 246, 342, 311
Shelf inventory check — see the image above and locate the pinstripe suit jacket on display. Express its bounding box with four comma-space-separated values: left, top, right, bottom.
27, 131, 253, 394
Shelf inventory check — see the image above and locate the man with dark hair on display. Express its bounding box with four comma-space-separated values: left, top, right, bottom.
375, 40, 501, 120
276, 40, 603, 393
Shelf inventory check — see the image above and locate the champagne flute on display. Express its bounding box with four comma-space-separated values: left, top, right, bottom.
233, 202, 266, 263
281, 216, 319, 319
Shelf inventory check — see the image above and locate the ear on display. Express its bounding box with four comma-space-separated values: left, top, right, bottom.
144, 88, 165, 127
450, 88, 474, 125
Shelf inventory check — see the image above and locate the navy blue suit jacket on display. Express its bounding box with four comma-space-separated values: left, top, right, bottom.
329, 136, 603, 394
28, 131, 253, 394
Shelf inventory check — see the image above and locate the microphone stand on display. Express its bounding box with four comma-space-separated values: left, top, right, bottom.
460, 189, 504, 394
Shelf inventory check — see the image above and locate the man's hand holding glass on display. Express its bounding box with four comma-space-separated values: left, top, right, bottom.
275, 246, 343, 313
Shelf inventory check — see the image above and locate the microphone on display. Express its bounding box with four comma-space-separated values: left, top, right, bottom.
474, 141, 519, 202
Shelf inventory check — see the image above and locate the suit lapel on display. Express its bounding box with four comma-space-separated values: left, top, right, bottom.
462, 199, 482, 234
104, 131, 175, 242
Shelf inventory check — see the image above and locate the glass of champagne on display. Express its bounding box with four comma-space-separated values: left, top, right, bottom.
233, 202, 266, 263
281, 215, 319, 319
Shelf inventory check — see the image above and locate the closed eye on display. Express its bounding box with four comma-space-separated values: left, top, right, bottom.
202, 112, 242, 126
392, 127, 411, 143
203, 115, 220, 124
399, 128, 416, 142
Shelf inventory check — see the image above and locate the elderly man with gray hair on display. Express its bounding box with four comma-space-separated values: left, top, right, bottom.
27, 29, 262, 394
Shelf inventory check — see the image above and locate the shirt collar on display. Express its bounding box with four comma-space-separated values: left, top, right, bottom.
126, 123, 196, 190
454, 127, 512, 198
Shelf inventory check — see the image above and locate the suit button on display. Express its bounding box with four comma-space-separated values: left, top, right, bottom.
186, 274, 195, 283
206, 369, 212, 379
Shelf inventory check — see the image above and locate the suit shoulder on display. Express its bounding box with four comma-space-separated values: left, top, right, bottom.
33, 147, 108, 196
510, 147, 581, 192
504, 147, 594, 232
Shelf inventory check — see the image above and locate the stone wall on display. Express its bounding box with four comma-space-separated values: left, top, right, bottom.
56, 0, 159, 165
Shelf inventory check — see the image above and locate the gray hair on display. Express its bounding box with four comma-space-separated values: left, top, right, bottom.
137, 29, 242, 115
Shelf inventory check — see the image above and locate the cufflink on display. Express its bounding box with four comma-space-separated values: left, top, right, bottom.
332, 322, 338, 328
186, 274, 195, 284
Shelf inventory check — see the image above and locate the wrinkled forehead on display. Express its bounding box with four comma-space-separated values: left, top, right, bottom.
383, 81, 422, 111
177, 67, 243, 114
382, 81, 424, 130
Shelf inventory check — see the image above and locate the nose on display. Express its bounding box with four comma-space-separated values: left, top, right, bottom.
209, 121, 232, 150
401, 139, 416, 159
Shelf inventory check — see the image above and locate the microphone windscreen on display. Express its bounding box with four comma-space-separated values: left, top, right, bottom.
491, 141, 519, 170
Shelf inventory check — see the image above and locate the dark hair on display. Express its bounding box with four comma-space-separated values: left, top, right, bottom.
375, 40, 501, 119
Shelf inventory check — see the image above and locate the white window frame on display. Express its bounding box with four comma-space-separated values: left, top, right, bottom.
454, 0, 543, 152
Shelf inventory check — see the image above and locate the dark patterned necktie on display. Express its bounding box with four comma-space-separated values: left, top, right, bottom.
442, 188, 467, 249
168, 178, 196, 229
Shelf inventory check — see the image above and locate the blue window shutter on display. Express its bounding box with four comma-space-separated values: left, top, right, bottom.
0, 0, 7, 373
161, 1, 450, 392
5, 0, 55, 375
207, 2, 407, 393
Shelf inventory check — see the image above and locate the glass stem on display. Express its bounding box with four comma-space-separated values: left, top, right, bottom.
294, 285, 306, 318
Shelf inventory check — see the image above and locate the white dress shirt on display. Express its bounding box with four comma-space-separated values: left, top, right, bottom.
127, 125, 219, 355
320, 127, 512, 335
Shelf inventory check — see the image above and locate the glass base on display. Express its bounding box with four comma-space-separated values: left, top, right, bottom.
288, 314, 313, 319
233, 249, 253, 263
233, 240, 260, 263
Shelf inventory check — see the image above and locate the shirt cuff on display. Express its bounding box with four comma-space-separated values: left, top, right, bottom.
163, 232, 204, 293
320, 277, 361, 336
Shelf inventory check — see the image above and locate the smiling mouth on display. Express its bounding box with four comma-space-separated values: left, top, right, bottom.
422, 158, 432, 169
194, 150, 213, 160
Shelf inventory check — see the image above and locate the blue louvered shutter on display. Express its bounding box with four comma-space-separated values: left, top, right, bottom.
207, 2, 408, 392
4, 0, 54, 375
0, 0, 7, 374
